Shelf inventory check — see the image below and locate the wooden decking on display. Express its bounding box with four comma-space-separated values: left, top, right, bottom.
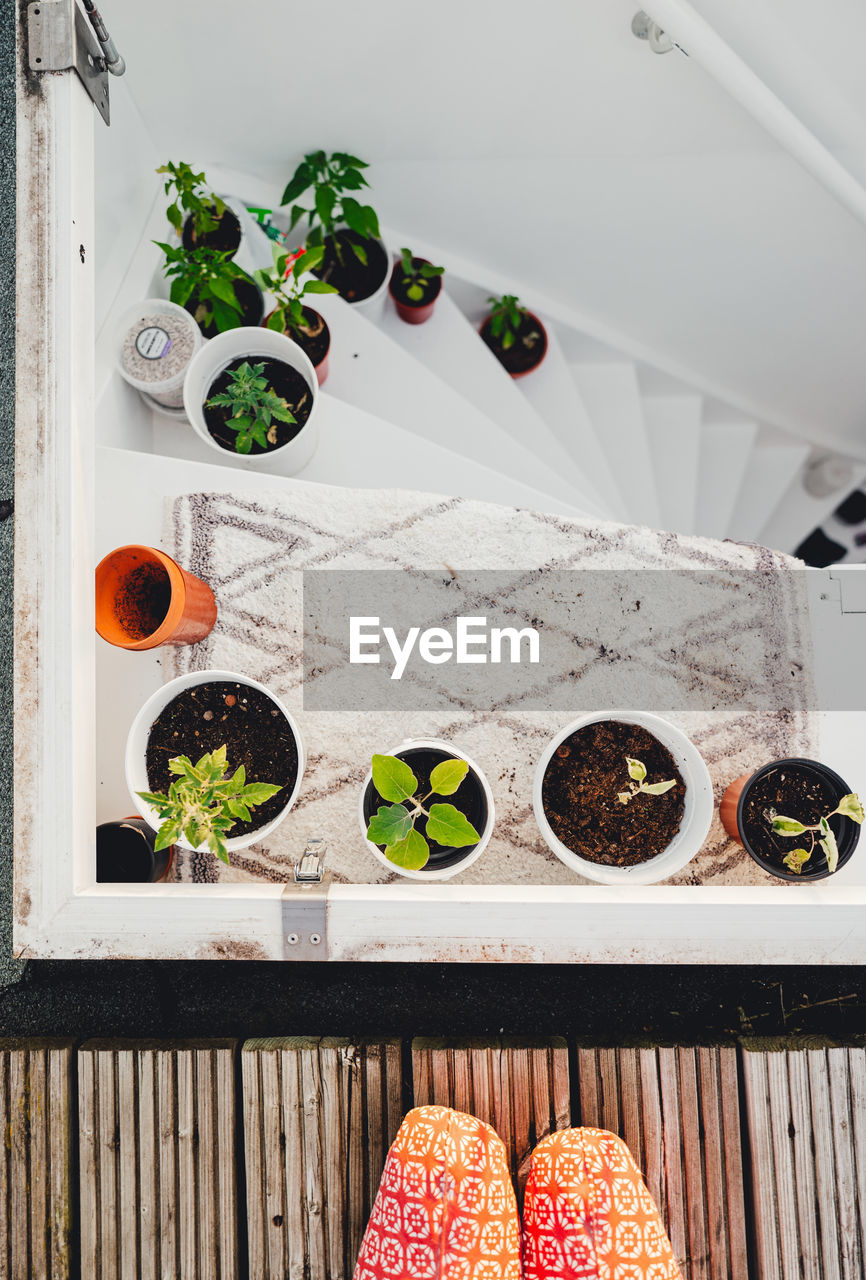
0, 1037, 863, 1278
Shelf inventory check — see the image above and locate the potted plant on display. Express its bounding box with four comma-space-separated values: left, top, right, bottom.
183, 327, 319, 473
359, 740, 494, 881
156, 242, 264, 336
388, 248, 445, 325
280, 150, 390, 316
721, 759, 863, 881
95, 544, 217, 651
96, 818, 174, 883
116, 298, 203, 417
533, 711, 714, 885
254, 243, 338, 385
158, 160, 242, 257
480, 294, 548, 378
126, 669, 304, 863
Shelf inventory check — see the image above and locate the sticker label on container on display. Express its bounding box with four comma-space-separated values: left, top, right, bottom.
135, 326, 172, 360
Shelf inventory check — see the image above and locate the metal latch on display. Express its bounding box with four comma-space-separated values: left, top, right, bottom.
27, 0, 126, 125
282, 838, 328, 959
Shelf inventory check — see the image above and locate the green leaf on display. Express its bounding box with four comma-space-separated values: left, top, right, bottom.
820, 826, 840, 874
642, 779, 677, 796
782, 847, 812, 875
210, 296, 243, 332
407, 284, 425, 302
302, 279, 338, 294
366, 803, 412, 847
208, 830, 231, 865
281, 162, 313, 207
835, 793, 865, 824
626, 757, 647, 782
154, 819, 181, 851
137, 790, 170, 809
208, 275, 241, 308
226, 798, 251, 823
331, 152, 368, 170
772, 815, 808, 836
230, 765, 246, 790
362, 204, 381, 239
296, 245, 325, 274
168, 754, 193, 776
371, 754, 418, 803
167, 203, 183, 231
240, 782, 282, 806
384, 828, 429, 871
267, 309, 287, 332
351, 241, 368, 266
314, 185, 336, 229
425, 803, 481, 848
429, 758, 469, 796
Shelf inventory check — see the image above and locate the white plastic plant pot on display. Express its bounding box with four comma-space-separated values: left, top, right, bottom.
125, 669, 305, 857
358, 738, 495, 882
533, 710, 714, 886
349, 236, 393, 322
116, 298, 203, 410
183, 326, 319, 472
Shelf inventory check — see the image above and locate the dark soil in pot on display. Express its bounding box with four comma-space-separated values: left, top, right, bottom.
480, 312, 548, 376
268, 307, 330, 370
542, 720, 685, 867
203, 356, 313, 454
389, 259, 443, 309
187, 279, 264, 339
313, 230, 389, 303
96, 818, 173, 883
145, 681, 299, 838
114, 561, 171, 641
363, 747, 487, 871
182, 206, 242, 256
740, 759, 859, 879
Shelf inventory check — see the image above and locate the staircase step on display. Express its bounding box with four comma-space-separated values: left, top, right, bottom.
642, 395, 702, 534
312, 292, 597, 514
726, 440, 812, 544
756, 461, 866, 557
570, 362, 661, 528
149, 395, 590, 517
694, 419, 759, 540
379, 292, 601, 511
515, 325, 622, 519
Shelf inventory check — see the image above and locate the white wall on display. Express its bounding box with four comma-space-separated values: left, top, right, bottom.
96, 0, 866, 453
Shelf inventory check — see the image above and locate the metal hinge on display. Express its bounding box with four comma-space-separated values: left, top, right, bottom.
27, 0, 126, 125
282, 838, 329, 959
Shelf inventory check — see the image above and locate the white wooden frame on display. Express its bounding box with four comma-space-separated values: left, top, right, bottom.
14, 23, 866, 964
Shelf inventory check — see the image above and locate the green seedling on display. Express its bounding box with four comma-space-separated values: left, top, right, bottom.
281, 150, 380, 266
366, 754, 481, 871
205, 361, 298, 455
769, 792, 864, 875
157, 161, 226, 241
254, 242, 338, 338
396, 248, 445, 302
617, 757, 677, 805
156, 242, 256, 333
486, 293, 541, 352
138, 745, 282, 865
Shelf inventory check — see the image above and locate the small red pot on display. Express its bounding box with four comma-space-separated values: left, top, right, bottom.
262, 309, 330, 386
388, 259, 443, 325
479, 312, 548, 379
95, 545, 217, 651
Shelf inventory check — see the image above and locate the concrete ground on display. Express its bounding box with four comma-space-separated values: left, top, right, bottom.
2, 2, 866, 1042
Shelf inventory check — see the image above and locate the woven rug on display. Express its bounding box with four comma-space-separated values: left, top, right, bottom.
165, 482, 816, 886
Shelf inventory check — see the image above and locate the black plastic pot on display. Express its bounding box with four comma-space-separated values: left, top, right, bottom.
731, 758, 860, 882
96, 818, 173, 883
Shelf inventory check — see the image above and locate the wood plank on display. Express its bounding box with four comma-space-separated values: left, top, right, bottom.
743, 1046, 866, 1280
0, 1042, 75, 1280
410, 1038, 570, 1193
578, 1047, 747, 1280
79, 1040, 238, 1279
242, 1038, 402, 1279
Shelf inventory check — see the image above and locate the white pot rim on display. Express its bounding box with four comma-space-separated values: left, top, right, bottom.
358, 738, 494, 882
182, 326, 319, 468
533, 709, 713, 885
125, 668, 304, 854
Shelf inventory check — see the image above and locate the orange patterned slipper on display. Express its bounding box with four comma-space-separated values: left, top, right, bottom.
522, 1127, 683, 1279
353, 1104, 522, 1279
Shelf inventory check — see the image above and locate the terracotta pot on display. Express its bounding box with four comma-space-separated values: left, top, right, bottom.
96, 817, 174, 883
720, 758, 861, 881
262, 308, 330, 386
388, 259, 443, 325
479, 312, 548, 379
95, 544, 217, 651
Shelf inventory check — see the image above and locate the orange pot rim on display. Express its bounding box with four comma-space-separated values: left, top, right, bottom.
95, 544, 187, 651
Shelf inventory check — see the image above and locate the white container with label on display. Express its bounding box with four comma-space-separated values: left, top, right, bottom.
116, 298, 204, 410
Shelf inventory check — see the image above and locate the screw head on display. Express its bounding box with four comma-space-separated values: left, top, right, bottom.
310, 933, 322, 946
287, 933, 299, 945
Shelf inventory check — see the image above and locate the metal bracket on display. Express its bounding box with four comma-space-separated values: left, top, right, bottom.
27, 0, 111, 124
282, 838, 329, 959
